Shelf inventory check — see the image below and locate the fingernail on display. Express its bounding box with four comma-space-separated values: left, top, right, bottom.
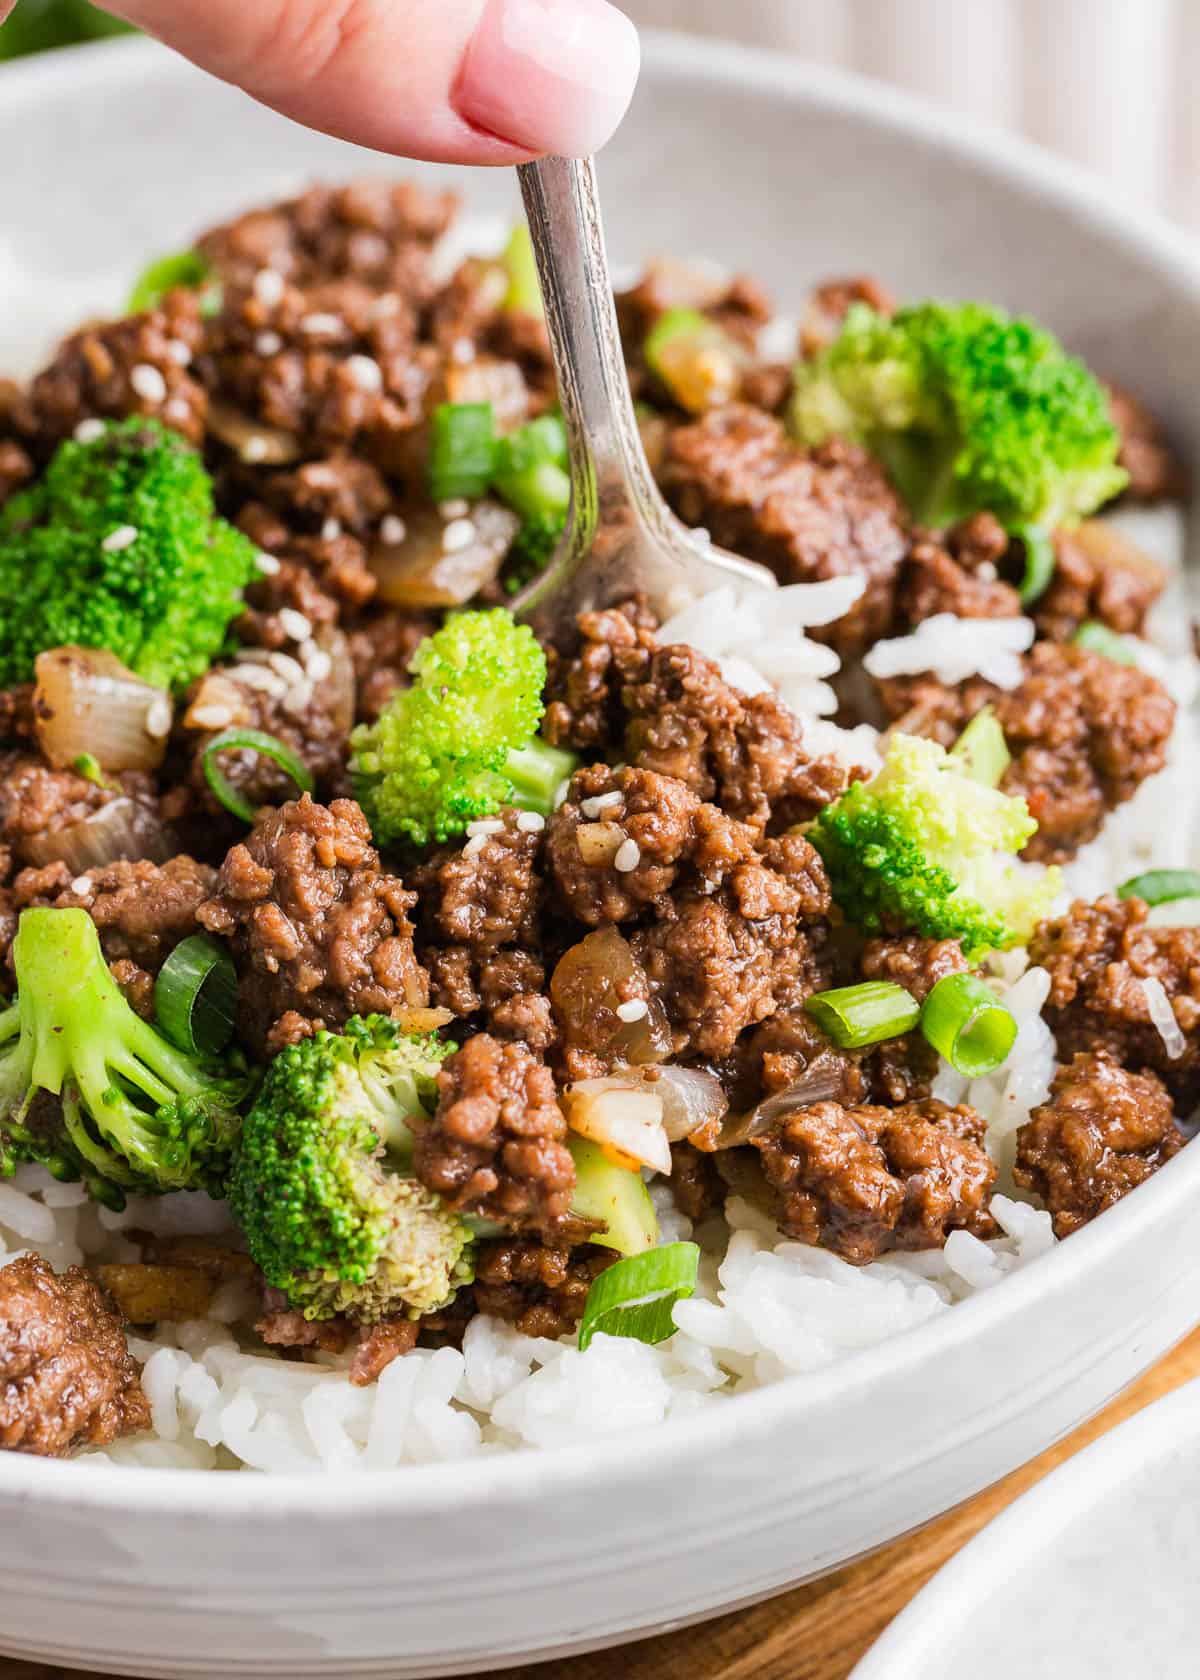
457, 0, 641, 158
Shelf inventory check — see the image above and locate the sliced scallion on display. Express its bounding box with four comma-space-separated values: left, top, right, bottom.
949, 707, 1010, 789
577, 1242, 700, 1352
501, 223, 544, 318
127, 249, 221, 318
1072, 620, 1138, 666
805, 982, 920, 1049
154, 935, 237, 1057
428, 403, 498, 503
202, 728, 314, 826
1117, 869, 1200, 906
920, 972, 1017, 1077
1013, 524, 1056, 606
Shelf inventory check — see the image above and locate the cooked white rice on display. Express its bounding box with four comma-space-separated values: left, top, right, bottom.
0, 507, 1184, 1474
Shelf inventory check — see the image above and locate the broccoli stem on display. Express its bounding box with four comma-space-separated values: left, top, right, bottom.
506, 739, 579, 816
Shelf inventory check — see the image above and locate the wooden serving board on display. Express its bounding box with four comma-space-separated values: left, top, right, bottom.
5, 1330, 1200, 1680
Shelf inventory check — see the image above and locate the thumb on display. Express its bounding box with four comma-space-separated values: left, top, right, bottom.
98, 0, 640, 163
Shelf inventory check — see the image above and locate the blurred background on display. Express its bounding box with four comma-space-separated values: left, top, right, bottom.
4, 0, 1199, 231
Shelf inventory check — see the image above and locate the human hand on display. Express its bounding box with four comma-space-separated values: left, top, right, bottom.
6, 0, 641, 161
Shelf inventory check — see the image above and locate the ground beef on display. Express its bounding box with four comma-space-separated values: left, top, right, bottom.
250, 454, 393, 538
0, 1255, 149, 1458
542, 599, 660, 753
0, 753, 163, 872
237, 501, 378, 617
198, 178, 457, 299
669, 1142, 726, 1222
657, 405, 909, 654
546, 763, 756, 926
197, 795, 428, 1055
1029, 895, 1200, 1101
799, 274, 896, 358
1014, 1052, 1183, 1236
632, 833, 833, 1059
753, 1097, 997, 1264
347, 606, 436, 722
895, 527, 1022, 625
412, 808, 543, 952
16, 291, 207, 455
1105, 382, 1189, 503
416, 1035, 576, 1237
471, 1238, 616, 1339
0, 438, 32, 505
859, 935, 970, 1003
732, 996, 934, 1116
0, 685, 36, 745
1034, 522, 1166, 643
877, 641, 1176, 862
618, 258, 774, 351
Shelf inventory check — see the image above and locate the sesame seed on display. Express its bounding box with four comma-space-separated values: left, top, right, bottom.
233, 664, 288, 698
191, 705, 235, 730
254, 552, 281, 575
255, 330, 283, 357
516, 811, 545, 832
240, 436, 270, 463
280, 683, 315, 718
304, 648, 332, 684
278, 607, 313, 643
268, 651, 308, 686
380, 514, 407, 546
581, 790, 624, 818
462, 834, 487, 860
303, 465, 338, 488
164, 398, 191, 426
439, 499, 471, 520
613, 838, 641, 873
71, 875, 92, 897
165, 338, 192, 367
451, 337, 475, 365
977, 561, 999, 582
144, 695, 172, 739
371, 293, 401, 321
74, 418, 105, 444
321, 518, 342, 542
553, 778, 572, 811
101, 525, 139, 553
616, 998, 648, 1023
253, 269, 284, 308
300, 312, 343, 336
346, 354, 383, 392
130, 363, 167, 404
442, 518, 477, 554
465, 818, 505, 838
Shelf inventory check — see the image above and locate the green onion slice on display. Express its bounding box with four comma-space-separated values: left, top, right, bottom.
1072, 620, 1138, 666
428, 403, 498, 503
154, 935, 237, 1057
202, 728, 314, 826
494, 415, 568, 477
493, 459, 571, 522
128, 249, 220, 317
1117, 868, 1200, 907
501, 223, 544, 318
949, 707, 1010, 789
1013, 524, 1056, 606
578, 1242, 700, 1353
920, 973, 1018, 1077
805, 982, 920, 1049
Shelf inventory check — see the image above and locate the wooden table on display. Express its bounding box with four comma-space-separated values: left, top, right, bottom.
4, 1331, 1199, 1680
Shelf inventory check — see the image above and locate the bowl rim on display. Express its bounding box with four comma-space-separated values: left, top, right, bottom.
1, 27, 1199, 1513
850, 1374, 1200, 1678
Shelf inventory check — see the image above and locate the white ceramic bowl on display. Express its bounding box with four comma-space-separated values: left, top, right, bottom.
852, 1376, 1200, 1679
1, 31, 1199, 1680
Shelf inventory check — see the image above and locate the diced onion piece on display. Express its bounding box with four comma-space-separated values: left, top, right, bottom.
313, 626, 355, 737
1147, 898, 1200, 928
805, 982, 920, 1050
644, 307, 747, 414
575, 821, 625, 866
154, 935, 237, 1056
655, 1066, 728, 1142
368, 500, 520, 608
715, 1067, 852, 1150
1117, 868, 1200, 907
920, 973, 1018, 1077
1141, 977, 1185, 1060
206, 400, 301, 465
35, 646, 171, 773
562, 1078, 671, 1176
394, 1007, 455, 1034
549, 927, 672, 1067
443, 356, 530, 431
25, 796, 169, 872
577, 1241, 700, 1352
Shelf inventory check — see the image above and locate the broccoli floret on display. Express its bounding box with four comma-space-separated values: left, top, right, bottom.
350, 607, 577, 847
229, 1016, 472, 1322
790, 301, 1127, 530
808, 732, 1061, 955
0, 908, 249, 1209
0, 418, 258, 691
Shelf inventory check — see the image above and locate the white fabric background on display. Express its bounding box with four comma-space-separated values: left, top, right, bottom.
623, 0, 1200, 230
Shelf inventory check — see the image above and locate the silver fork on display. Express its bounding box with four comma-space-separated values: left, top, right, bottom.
511, 154, 775, 645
